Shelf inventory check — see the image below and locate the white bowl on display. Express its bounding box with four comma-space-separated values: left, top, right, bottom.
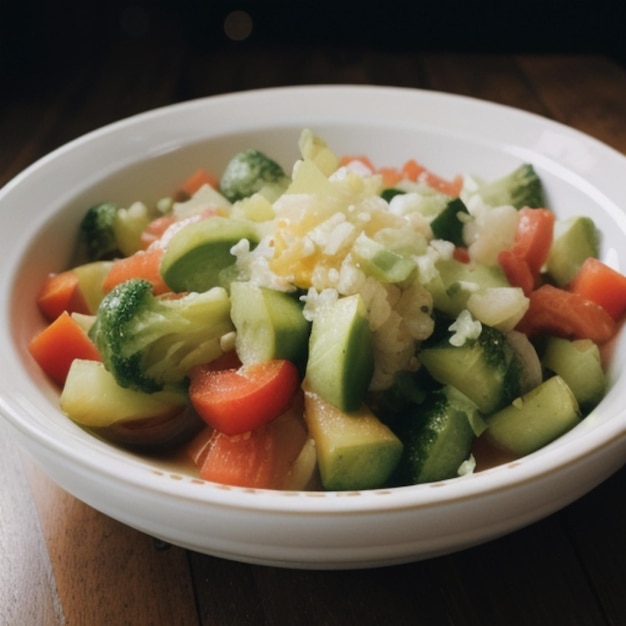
1, 85, 626, 569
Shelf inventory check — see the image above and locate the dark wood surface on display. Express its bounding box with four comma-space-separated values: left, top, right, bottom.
2, 7, 626, 624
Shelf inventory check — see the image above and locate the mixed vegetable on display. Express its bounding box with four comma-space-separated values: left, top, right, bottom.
28, 129, 626, 491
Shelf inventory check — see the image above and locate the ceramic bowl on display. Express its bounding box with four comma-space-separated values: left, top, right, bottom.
1, 85, 625, 569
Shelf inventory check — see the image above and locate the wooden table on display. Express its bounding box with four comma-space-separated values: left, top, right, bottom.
2, 8, 626, 624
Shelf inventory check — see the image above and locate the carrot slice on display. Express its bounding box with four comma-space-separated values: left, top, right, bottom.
102, 247, 170, 295
516, 284, 616, 343
176, 167, 219, 200
140, 215, 177, 249
28, 311, 102, 385
510, 207, 555, 276
569, 257, 626, 321
498, 249, 535, 296
36, 270, 90, 321
401, 159, 463, 196
188, 359, 300, 436
192, 399, 308, 489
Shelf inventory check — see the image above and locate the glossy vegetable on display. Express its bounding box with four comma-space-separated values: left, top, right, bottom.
29, 311, 102, 385
188, 359, 300, 436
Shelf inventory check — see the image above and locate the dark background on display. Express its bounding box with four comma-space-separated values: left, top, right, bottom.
2, 0, 625, 95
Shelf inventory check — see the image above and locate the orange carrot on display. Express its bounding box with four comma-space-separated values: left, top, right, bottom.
28, 311, 102, 385
176, 167, 219, 200
140, 215, 177, 249
36, 270, 90, 321
401, 159, 463, 196
192, 399, 308, 489
569, 257, 626, 321
102, 247, 170, 295
188, 359, 300, 436
510, 208, 555, 276
516, 284, 616, 343
498, 249, 535, 296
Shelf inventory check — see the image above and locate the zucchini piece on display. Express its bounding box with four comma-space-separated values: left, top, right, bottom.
303, 389, 403, 491
393, 386, 477, 485
305, 293, 374, 412
230, 281, 311, 369
419, 323, 522, 415
547, 216, 600, 287
430, 197, 470, 247
541, 336, 606, 412
160, 216, 259, 293
485, 375, 581, 457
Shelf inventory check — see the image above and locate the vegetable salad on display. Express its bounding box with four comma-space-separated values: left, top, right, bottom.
28, 129, 626, 491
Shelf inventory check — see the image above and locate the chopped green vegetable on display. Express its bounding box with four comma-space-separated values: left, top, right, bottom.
79, 202, 119, 261
89, 278, 233, 393
219, 148, 290, 203
478, 163, 544, 209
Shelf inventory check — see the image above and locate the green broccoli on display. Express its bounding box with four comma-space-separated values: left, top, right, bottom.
219, 149, 290, 203
478, 163, 544, 210
89, 278, 234, 393
80, 202, 119, 261
79, 201, 157, 261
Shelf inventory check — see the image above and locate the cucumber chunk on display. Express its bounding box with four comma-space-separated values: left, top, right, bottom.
303, 389, 403, 491
230, 281, 311, 368
485, 375, 581, 457
305, 293, 374, 412
419, 323, 521, 414
430, 197, 470, 247
541, 336, 606, 412
160, 216, 259, 293
547, 216, 600, 287
393, 386, 477, 485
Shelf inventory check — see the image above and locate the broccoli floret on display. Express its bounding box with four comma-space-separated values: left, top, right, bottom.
478, 163, 544, 210
89, 278, 234, 393
219, 149, 290, 203
80, 202, 119, 261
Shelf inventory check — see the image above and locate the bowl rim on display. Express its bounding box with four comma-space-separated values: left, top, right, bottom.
1, 84, 626, 517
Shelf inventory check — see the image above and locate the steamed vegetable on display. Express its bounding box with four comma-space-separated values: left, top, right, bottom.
29, 129, 626, 492
88, 278, 233, 393
219, 148, 290, 203
475, 163, 544, 210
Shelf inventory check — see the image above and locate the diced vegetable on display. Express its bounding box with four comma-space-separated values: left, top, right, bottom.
36, 270, 90, 321
516, 283, 616, 343
89, 278, 233, 393
28, 311, 102, 385
392, 386, 477, 485
102, 247, 170, 296
547, 216, 600, 287
305, 293, 374, 412
303, 389, 403, 491
219, 149, 290, 203
160, 216, 259, 293
484, 376, 581, 457
28, 130, 626, 491
188, 359, 300, 436
568, 257, 626, 320
476, 163, 544, 209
